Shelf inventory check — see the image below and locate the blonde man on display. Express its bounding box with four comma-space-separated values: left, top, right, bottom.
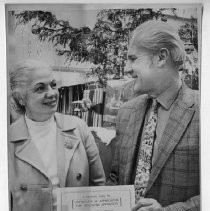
108, 21, 199, 211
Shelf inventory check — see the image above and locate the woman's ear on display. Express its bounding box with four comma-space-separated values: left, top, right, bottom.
157, 48, 169, 67
12, 91, 25, 106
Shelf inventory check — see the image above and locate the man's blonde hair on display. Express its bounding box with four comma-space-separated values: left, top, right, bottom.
130, 20, 186, 67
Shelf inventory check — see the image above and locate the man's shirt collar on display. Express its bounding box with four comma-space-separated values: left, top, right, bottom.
156, 78, 182, 110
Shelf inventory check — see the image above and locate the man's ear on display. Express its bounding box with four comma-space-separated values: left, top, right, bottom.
157, 48, 169, 67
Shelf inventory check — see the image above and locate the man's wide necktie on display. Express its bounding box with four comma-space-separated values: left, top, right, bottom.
134, 99, 159, 201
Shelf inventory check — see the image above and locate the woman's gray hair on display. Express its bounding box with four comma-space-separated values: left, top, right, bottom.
9, 59, 52, 114
130, 20, 186, 67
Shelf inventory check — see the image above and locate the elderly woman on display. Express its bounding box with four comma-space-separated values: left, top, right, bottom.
8, 59, 106, 211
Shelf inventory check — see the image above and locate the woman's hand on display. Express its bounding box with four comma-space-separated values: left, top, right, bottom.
132, 198, 163, 211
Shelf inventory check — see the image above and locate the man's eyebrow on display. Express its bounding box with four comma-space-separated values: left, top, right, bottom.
127, 54, 137, 59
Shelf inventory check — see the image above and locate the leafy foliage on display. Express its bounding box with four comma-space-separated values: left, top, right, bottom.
15, 8, 199, 90
15, 9, 175, 87
178, 18, 198, 50
178, 18, 199, 90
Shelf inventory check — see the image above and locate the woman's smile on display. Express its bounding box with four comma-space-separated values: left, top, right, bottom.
43, 99, 57, 106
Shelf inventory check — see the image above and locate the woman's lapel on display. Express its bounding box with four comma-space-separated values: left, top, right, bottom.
56, 128, 80, 187
11, 116, 48, 177
15, 140, 48, 177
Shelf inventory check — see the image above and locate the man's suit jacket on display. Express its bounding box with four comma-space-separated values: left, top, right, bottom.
108, 83, 200, 210
9, 113, 106, 211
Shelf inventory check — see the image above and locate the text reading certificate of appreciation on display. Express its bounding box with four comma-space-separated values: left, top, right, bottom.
57, 185, 135, 211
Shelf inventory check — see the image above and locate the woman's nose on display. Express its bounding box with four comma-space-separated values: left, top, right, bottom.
45, 87, 57, 98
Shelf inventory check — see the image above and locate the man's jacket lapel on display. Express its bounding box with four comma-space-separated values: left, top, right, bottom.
146, 84, 196, 193
121, 95, 148, 184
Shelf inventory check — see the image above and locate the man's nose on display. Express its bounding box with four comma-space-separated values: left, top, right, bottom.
124, 62, 134, 74
124, 63, 138, 78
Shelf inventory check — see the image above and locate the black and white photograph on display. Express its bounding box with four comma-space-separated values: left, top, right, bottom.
4, 3, 202, 211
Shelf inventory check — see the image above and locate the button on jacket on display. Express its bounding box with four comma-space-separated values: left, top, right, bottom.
8, 113, 106, 211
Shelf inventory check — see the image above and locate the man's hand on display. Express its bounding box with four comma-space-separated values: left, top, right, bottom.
132, 198, 163, 211
81, 98, 92, 111
72, 98, 92, 112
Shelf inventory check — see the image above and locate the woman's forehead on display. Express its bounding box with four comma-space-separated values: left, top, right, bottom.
28, 68, 55, 84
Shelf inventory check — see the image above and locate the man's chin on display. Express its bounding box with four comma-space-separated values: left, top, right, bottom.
133, 88, 147, 97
